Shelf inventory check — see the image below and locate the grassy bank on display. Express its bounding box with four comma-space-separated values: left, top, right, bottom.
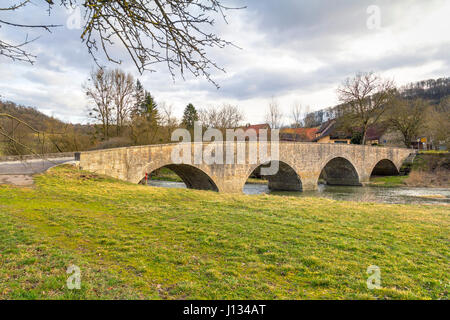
150, 167, 183, 182
245, 178, 268, 185
368, 176, 408, 187
0, 166, 448, 299
369, 172, 450, 188
369, 153, 450, 188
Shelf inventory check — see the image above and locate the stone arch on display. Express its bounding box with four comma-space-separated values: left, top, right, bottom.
244, 160, 302, 192
319, 156, 361, 186
370, 159, 399, 176
142, 163, 219, 192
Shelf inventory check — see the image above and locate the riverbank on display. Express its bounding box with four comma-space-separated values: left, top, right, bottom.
149, 167, 183, 182
367, 175, 408, 187
0, 165, 447, 299
368, 153, 449, 188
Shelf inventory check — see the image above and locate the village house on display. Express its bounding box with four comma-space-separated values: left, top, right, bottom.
280, 127, 319, 142
311, 119, 405, 147
313, 120, 352, 144
239, 123, 271, 140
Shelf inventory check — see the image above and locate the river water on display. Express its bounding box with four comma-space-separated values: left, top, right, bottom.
147, 180, 450, 205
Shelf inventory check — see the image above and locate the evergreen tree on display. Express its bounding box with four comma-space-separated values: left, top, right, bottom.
182, 103, 199, 130
142, 91, 159, 125
133, 80, 145, 116
133, 80, 159, 122
182, 103, 198, 130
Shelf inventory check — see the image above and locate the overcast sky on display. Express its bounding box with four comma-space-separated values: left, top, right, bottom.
1, 0, 449, 124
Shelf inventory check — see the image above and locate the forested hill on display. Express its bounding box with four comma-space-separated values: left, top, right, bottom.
0, 100, 95, 155
0, 100, 94, 133
302, 77, 450, 128
400, 77, 450, 103
0, 100, 65, 131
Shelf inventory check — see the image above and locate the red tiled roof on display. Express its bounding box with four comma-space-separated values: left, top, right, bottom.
240, 123, 270, 135
281, 127, 318, 142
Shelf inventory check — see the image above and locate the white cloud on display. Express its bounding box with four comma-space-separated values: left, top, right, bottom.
1, 0, 449, 124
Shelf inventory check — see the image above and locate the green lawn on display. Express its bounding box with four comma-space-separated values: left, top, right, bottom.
368, 176, 408, 187
150, 167, 183, 182
0, 166, 448, 300
419, 150, 449, 154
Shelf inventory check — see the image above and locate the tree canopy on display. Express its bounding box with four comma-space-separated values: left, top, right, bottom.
182, 103, 199, 130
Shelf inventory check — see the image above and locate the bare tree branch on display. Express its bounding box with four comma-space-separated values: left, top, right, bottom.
1, 1, 243, 86
0, 112, 67, 160
337, 72, 395, 144
0, 1, 61, 63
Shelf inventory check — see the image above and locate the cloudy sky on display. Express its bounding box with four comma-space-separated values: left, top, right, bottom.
1, 0, 449, 124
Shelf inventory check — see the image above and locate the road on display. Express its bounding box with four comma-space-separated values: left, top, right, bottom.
0, 157, 75, 175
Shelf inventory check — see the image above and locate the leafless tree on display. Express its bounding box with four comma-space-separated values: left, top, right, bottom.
1, 0, 243, 86
160, 102, 178, 127
85, 68, 115, 139
0, 112, 67, 156
199, 104, 244, 129
426, 97, 450, 150
387, 98, 428, 147
337, 72, 395, 144
301, 105, 316, 128
159, 102, 178, 142
0, 1, 61, 63
265, 98, 282, 129
112, 69, 135, 136
291, 101, 303, 128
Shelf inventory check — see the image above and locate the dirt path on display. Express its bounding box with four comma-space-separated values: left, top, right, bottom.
0, 174, 34, 186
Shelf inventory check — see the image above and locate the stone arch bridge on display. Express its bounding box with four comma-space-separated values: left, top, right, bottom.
78, 142, 412, 193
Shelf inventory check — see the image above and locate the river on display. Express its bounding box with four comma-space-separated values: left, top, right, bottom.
147, 180, 450, 205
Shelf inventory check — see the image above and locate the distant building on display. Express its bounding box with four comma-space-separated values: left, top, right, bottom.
410, 137, 433, 150
238, 123, 271, 140
375, 130, 404, 147
280, 127, 318, 142
311, 119, 405, 146
313, 120, 352, 144
365, 126, 387, 145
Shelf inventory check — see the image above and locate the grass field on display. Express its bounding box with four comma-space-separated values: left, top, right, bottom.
150, 167, 183, 182
0, 165, 448, 300
368, 176, 408, 187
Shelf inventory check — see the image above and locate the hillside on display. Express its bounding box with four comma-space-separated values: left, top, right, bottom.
0, 100, 65, 132
303, 77, 450, 127
0, 100, 95, 155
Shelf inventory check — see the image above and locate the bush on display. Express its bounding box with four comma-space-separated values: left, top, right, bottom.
412, 153, 450, 171
91, 137, 133, 150
405, 168, 450, 188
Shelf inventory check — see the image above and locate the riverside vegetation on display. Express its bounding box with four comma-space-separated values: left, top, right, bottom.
369, 153, 449, 188
0, 165, 448, 299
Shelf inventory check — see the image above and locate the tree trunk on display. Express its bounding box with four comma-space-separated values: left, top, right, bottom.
361, 125, 368, 145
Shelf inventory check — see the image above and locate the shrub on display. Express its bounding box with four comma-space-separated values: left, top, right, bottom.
91, 137, 133, 150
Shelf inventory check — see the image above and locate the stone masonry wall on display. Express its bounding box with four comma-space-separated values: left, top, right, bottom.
79, 142, 412, 193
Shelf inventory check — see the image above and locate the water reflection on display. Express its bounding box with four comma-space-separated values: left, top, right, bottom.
147, 180, 450, 205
